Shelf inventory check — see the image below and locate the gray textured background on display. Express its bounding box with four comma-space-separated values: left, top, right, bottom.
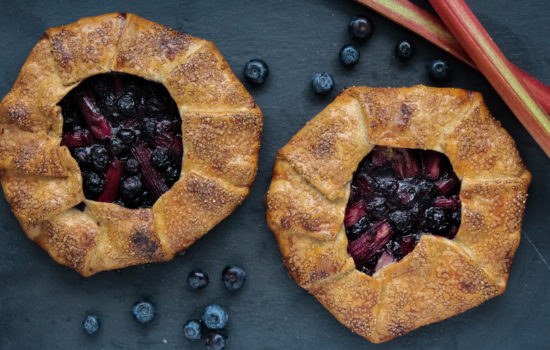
0, 0, 549, 349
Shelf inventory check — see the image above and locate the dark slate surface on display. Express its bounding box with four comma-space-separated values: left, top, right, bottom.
0, 0, 549, 349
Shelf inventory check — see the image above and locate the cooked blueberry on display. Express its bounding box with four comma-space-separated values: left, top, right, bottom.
366, 197, 388, 220
142, 119, 158, 140
90, 145, 110, 172
396, 183, 417, 206
150, 147, 171, 171
389, 210, 414, 234
375, 177, 397, 195
346, 216, 370, 240
125, 158, 140, 175
72, 147, 90, 168
427, 59, 451, 81
83, 314, 100, 335
120, 176, 143, 203
117, 92, 136, 116
450, 208, 461, 225
243, 59, 269, 85
311, 72, 334, 95
188, 269, 209, 289
183, 319, 202, 341
339, 44, 360, 66
165, 166, 180, 184
132, 301, 156, 324
396, 40, 414, 59
109, 137, 127, 157
222, 265, 246, 291
101, 93, 117, 117
202, 304, 228, 330
425, 207, 451, 234
118, 128, 136, 144
349, 16, 373, 39
205, 331, 227, 350
82, 172, 104, 199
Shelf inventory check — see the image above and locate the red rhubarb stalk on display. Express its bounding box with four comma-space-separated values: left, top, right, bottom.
354, 0, 550, 119
131, 143, 169, 200
430, 0, 550, 156
97, 159, 122, 202
61, 129, 92, 147
76, 92, 112, 140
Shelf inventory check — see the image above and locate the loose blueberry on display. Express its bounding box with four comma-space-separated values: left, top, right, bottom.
311, 72, 334, 95
349, 16, 374, 39
396, 40, 414, 60
202, 304, 228, 330
188, 269, 209, 289
83, 314, 100, 335
82, 172, 104, 199
90, 145, 110, 172
222, 265, 246, 291
205, 331, 227, 350
427, 59, 451, 81
150, 147, 171, 171
183, 319, 202, 341
243, 59, 269, 85
132, 301, 156, 324
339, 44, 360, 66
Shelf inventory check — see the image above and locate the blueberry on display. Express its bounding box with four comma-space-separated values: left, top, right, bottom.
339, 45, 360, 66
222, 265, 246, 291
396, 40, 414, 60
124, 158, 140, 175
205, 331, 227, 350
83, 314, 100, 335
188, 269, 209, 289
243, 59, 269, 85
83, 172, 104, 199
117, 92, 136, 116
90, 145, 110, 172
150, 147, 171, 171
132, 301, 156, 324
109, 137, 127, 157
120, 176, 143, 204
71, 147, 90, 168
202, 304, 228, 330
450, 208, 461, 226
427, 59, 451, 81
366, 196, 388, 220
142, 119, 158, 140
311, 72, 334, 95
389, 210, 414, 234
165, 166, 180, 185
118, 128, 136, 145
183, 319, 202, 341
424, 207, 451, 234
349, 16, 373, 39
346, 216, 370, 240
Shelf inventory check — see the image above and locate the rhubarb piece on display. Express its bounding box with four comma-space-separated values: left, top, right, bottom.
435, 175, 458, 194
76, 92, 112, 139
97, 159, 122, 202
374, 251, 396, 272
131, 143, 169, 200
354, 0, 550, 119
423, 151, 441, 179
344, 200, 367, 227
348, 221, 393, 266
370, 146, 388, 166
429, 0, 550, 156
61, 129, 92, 147
391, 148, 418, 178
434, 195, 461, 208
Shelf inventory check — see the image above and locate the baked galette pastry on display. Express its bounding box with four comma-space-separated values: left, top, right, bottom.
266, 85, 530, 343
0, 13, 262, 276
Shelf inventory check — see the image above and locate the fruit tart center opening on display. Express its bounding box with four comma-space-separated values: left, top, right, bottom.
59, 72, 183, 209
344, 146, 461, 275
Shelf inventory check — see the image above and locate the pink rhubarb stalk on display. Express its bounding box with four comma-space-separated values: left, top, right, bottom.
354, 0, 550, 120
97, 159, 122, 203
430, 0, 550, 156
77, 93, 112, 140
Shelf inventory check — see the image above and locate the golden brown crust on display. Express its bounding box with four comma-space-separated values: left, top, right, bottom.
279, 91, 373, 200
0, 13, 262, 276
266, 85, 530, 343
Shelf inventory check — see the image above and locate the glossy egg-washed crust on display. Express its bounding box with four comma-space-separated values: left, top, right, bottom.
0, 13, 262, 276
266, 86, 530, 343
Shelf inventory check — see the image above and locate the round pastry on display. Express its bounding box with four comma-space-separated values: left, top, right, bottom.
0, 13, 262, 276
266, 85, 530, 343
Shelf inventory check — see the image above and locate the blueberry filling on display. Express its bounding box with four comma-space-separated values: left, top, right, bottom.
59, 73, 183, 208
345, 146, 461, 275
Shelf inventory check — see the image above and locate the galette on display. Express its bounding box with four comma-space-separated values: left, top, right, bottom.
266, 85, 530, 343
0, 13, 262, 276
